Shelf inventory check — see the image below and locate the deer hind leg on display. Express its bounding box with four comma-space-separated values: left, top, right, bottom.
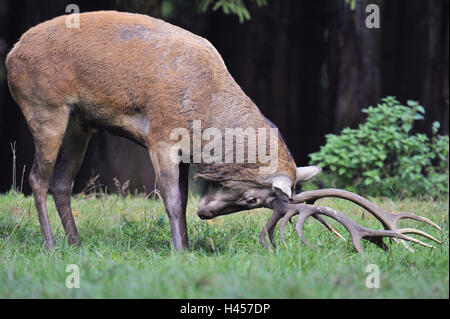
49, 117, 93, 246
23, 103, 71, 249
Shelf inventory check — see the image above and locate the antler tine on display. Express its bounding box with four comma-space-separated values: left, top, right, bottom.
394, 213, 442, 231
259, 206, 284, 249
294, 207, 315, 247
312, 215, 347, 241
259, 199, 304, 249
388, 211, 442, 251
398, 228, 441, 243
279, 209, 300, 247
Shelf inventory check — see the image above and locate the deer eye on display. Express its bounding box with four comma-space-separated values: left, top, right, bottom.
246, 197, 258, 204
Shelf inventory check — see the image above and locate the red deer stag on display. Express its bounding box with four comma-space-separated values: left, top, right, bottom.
6, 11, 441, 252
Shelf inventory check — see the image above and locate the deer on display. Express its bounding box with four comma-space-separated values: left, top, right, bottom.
6, 11, 441, 253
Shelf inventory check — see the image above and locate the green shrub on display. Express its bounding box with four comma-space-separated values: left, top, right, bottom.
309, 96, 449, 198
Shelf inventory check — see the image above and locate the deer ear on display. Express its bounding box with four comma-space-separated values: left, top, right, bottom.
296, 166, 322, 183
272, 176, 292, 201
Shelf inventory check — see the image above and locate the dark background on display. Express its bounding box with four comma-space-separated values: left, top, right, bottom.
0, 0, 448, 195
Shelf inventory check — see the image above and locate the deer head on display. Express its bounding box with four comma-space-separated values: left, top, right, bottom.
196, 166, 322, 219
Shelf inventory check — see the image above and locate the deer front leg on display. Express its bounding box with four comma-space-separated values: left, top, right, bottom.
148, 146, 189, 251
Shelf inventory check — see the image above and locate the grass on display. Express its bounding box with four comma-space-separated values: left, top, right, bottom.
0, 190, 448, 298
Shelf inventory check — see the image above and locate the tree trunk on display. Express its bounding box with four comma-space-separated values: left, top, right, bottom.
332, 0, 381, 131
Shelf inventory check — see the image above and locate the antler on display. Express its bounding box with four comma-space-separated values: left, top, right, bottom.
259, 189, 442, 253
259, 209, 345, 249
259, 199, 346, 249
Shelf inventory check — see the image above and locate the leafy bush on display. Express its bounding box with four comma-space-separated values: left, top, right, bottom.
309, 96, 449, 198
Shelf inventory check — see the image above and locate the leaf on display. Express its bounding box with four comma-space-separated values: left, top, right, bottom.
432, 121, 440, 134
242, 7, 250, 20
212, 1, 223, 11
407, 100, 418, 107
416, 105, 426, 114
402, 123, 412, 132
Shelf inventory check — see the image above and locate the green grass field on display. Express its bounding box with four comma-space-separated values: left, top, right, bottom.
0, 191, 448, 298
